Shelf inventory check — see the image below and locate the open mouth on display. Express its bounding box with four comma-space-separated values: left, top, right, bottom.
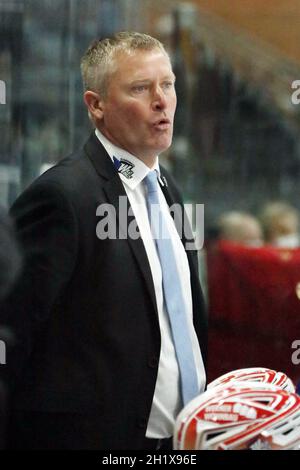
153, 119, 170, 130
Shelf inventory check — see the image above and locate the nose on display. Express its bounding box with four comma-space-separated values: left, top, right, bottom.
151, 86, 167, 111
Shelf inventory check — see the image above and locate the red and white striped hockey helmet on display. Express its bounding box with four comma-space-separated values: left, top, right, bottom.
174, 382, 300, 450
208, 367, 295, 393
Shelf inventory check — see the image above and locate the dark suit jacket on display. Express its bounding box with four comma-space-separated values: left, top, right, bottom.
1, 133, 207, 449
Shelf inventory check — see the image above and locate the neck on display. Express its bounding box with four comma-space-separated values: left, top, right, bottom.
96, 127, 158, 169
140, 154, 157, 169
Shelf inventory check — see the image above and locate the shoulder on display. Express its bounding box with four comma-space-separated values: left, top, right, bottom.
12, 135, 110, 211
9, 147, 90, 224
34, 148, 95, 195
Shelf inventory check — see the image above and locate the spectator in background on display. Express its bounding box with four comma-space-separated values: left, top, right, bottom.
217, 211, 263, 247
200, 211, 263, 305
260, 202, 300, 248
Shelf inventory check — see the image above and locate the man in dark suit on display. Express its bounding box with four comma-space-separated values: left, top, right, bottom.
1, 32, 207, 450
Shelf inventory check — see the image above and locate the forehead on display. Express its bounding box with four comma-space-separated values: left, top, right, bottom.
111, 49, 174, 81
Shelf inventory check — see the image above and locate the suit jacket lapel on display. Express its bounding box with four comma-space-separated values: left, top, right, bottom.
84, 133, 158, 316
159, 173, 199, 278
159, 181, 183, 240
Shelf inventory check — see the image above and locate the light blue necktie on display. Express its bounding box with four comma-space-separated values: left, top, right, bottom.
144, 170, 199, 406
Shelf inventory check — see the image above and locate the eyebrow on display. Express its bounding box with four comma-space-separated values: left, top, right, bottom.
129, 74, 176, 85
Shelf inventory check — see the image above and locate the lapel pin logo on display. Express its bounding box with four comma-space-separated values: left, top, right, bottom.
113, 156, 134, 179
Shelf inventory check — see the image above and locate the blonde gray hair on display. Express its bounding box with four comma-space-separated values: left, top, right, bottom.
81, 31, 167, 98
218, 211, 263, 245
260, 201, 300, 241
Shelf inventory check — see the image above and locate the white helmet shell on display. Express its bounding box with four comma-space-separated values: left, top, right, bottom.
208, 367, 295, 393
174, 381, 300, 450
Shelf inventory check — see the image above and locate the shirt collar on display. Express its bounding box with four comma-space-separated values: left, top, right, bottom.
95, 129, 162, 190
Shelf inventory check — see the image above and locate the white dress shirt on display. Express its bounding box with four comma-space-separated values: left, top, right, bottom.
95, 129, 206, 438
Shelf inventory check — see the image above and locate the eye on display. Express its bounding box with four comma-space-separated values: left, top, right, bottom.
132, 84, 148, 93
162, 81, 175, 91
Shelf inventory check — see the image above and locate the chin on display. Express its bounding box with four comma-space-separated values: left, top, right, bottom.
157, 136, 172, 151
159, 142, 172, 154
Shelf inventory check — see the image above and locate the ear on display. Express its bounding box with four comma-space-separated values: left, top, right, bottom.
83, 91, 105, 121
